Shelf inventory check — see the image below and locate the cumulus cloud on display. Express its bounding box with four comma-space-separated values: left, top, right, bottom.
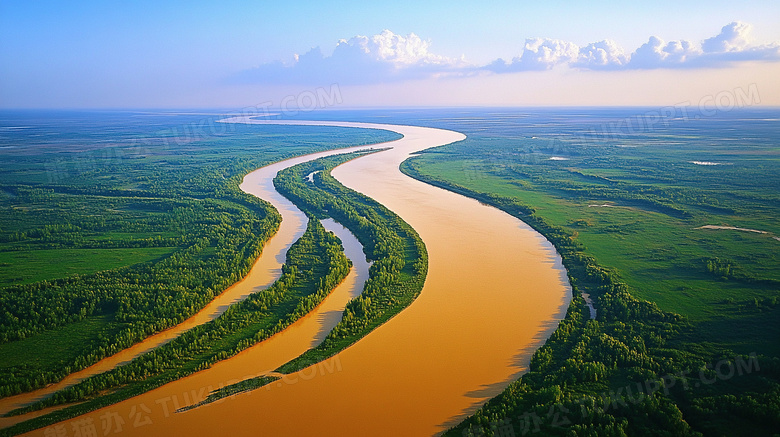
622, 22, 779, 69
234, 23, 780, 85
349, 30, 451, 65
626, 36, 700, 68
573, 40, 628, 70
695, 22, 780, 65
486, 38, 579, 72
234, 30, 468, 85
702, 22, 751, 53
489, 21, 780, 72
519, 38, 579, 69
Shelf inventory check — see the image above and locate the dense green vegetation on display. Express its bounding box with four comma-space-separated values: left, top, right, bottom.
176, 374, 280, 413
401, 108, 780, 436
0, 112, 399, 402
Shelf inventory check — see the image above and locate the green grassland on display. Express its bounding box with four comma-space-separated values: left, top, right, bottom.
0, 315, 115, 371
408, 143, 780, 357
0, 247, 175, 286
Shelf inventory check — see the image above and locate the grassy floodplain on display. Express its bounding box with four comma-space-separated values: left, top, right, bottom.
399, 107, 779, 436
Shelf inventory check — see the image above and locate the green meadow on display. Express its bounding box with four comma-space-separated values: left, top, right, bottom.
409, 141, 780, 357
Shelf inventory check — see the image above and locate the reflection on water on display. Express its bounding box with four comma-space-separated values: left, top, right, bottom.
20, 119, 571, 437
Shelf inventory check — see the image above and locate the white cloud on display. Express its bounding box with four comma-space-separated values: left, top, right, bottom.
486, 38, 578, 72
574, 40, 628, 70
622, 22, 780, 68
695, 21, 780, 66
519, 38, 579, 69
234, 30, 467, 85
664, 40, 698, 63
234, 23, 780, 85
347, 30, 452, 66
626, 36, 700, 68
702, 22, 752, 53
492, 21, 780, 72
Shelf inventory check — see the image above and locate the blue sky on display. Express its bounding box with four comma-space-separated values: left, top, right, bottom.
1, 0, 779, 108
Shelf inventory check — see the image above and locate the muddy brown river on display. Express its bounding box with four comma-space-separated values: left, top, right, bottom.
19, 118, 571, 436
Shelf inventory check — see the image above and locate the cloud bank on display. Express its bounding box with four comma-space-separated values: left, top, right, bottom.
489, 22, 779, 72
236, 22, 780, 85
235, 30, 468, 85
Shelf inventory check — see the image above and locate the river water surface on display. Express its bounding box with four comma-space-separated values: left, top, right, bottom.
21, 118, 571, 436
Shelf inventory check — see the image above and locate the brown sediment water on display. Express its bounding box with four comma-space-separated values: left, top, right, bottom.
20, 117, 572, 437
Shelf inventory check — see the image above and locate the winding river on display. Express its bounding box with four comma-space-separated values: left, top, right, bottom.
0, 133, 375, 429
19, 117, 571, 436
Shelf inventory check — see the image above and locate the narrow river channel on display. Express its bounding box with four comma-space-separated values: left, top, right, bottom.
20, 117, 571, 437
